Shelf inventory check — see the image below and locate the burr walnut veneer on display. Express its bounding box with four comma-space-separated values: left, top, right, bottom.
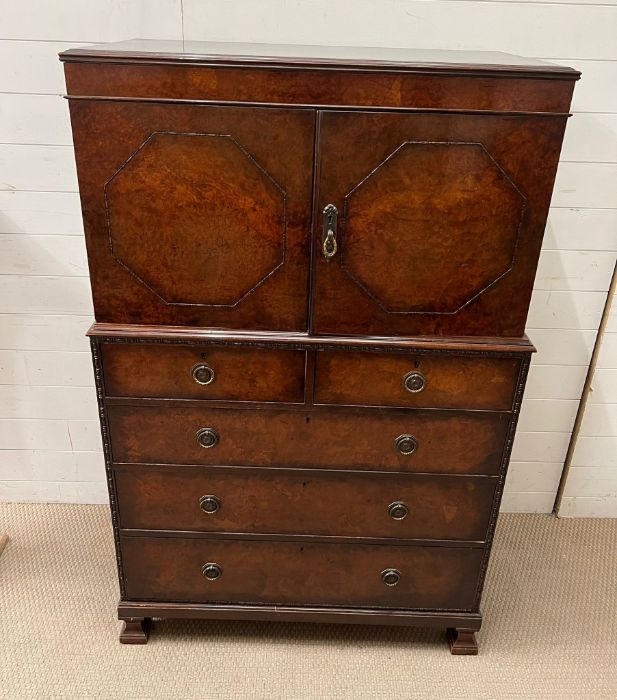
60, 40, 578, 653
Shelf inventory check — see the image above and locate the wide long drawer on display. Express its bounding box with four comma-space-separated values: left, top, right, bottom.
115, 465, 497, 541
120, 535, 484, 609
107, 405, 510, 475
314, 350, 520, 411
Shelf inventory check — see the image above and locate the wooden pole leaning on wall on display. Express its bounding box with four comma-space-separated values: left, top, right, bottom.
0, 534, 8, 558
554, 259, 617, 515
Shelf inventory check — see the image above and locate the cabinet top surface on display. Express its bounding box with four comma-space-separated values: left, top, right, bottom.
59, 39, 578, 78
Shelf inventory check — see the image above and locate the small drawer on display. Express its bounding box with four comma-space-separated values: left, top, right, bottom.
120, 535, 484, 609
115, 465, 497, 541
101, 342, 306, 403
107, 405, 510, 475
314, 350, 521, 411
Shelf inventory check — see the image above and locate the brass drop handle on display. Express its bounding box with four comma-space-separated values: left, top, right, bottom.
196, 427, 219, 449
394, 434, 418, 456
322, 203, 338, 260
388, 501, 409, 520
199, 495, 221, 514
381, 568, 401, 587
192, 363, 215, 385
202, 563, 222, 581
403, 371, 426, 393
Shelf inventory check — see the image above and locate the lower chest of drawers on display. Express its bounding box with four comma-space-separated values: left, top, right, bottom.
92, 335, 529, 629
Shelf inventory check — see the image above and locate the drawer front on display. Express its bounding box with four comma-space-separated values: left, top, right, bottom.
120, 535, 484, 609
102, 343, 306, 403
115, 466, 497, 541
108, 405, 509, 475
314, 351, 520, 411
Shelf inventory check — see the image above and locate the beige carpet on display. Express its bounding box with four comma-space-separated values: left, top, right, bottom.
0, 505, 615, 699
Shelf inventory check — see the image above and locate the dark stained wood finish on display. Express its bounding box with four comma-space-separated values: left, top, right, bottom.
314, 350, 520, 411
118, 600, 482, 630
447, 627, 479, 655
120, 535, 484, 610
68, 100, 314, 330
115, 465, 497, 541
312, 110, 567, 337
105, 132, 286, 307
101, 343, 306, 403
119, 617, 150, 644
62, 64, 577, 115
107, 404, 510, 475
89, 323, 536, 354
63, 41, 575, 650
60, 40, 578, 76
118, 582, 490, 647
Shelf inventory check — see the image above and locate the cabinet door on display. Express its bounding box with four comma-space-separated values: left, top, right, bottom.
69, 102, 315, 330
311, 111, 567, 337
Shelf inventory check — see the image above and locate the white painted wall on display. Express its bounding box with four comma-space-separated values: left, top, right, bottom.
1, 0, 616, 514
559, 281, 617, 516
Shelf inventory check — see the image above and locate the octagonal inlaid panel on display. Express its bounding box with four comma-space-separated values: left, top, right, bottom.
104, 132, 286, 306
342, 142, 525, 314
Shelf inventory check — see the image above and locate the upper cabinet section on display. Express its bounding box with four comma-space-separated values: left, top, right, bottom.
62, 41, 578, 336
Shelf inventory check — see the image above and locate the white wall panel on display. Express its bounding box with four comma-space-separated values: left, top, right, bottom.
0, 1, 182, 42
588, 369, 617, 404
0, 449, 101, 481
552, 162, 617, 209
0, 234, 88, 276
597, 331, 617, 368
0, 41, 84, 94
482, 0, 617, 6
578, 402, 617, 437
57, 480, 109, 504
568, 59, 617, 113
0, 144, 77, 192
0, 314, 92, 351
500, 491, 557, 514
561, 113, 617, 164
0, 480, 62, 502
543, 208, 617, 253
564, 466, 617, 498
504, 462, 563, 494
529, 328, 596, 366
0, 276, 93, 314
527, 290, 606, 330
606, 291, 617, 332
570, 436, 617, 468
0, 478, 107, 504
0, 191, 84, 235
534, 250, 616, 292
559, 496, 617, 517
65, 421, 103, 452
75, 451, 105, 481
525, 364, 587, 400
0, 93, 71, 145
511, 431, 571, 463
517, 399, 578, 433
0, 350, 93, 387
182, 1, 617, 60
0, 386, 98, 420
0, 419, 74, 450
